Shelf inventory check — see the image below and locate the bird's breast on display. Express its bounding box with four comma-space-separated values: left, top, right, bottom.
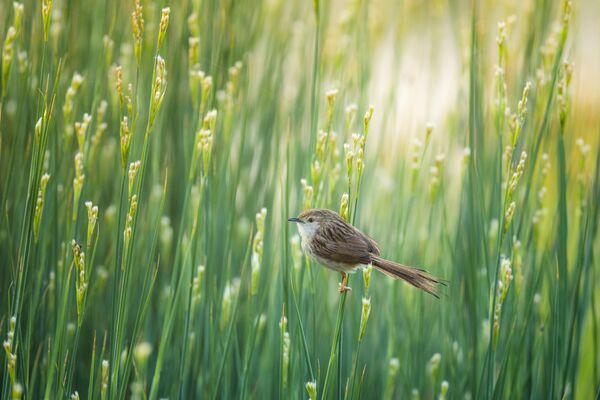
300, 236, 356, 273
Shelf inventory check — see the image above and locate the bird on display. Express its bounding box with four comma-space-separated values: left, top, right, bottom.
288, 208, 443, 296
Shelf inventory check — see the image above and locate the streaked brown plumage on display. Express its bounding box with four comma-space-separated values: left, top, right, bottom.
288, 208, 443, 296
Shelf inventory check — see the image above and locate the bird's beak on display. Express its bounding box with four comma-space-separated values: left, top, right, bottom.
287, 217, 302, 223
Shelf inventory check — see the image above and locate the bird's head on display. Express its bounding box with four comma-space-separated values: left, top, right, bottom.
288, 208, 339, 240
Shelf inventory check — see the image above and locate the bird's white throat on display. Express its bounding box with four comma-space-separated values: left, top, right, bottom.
296, 221, 319, 243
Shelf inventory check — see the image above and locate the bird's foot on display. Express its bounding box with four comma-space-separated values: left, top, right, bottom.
338, 271, 352, 292
338, 282, 352, 292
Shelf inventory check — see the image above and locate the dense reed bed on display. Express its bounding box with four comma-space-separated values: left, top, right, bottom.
1, 0, 599, 398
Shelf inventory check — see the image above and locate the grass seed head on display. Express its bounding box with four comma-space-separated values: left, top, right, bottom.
131, 0, 144, 64
301, 179, 314, 210
363, 105, 374, 137
326, 88, 338, 126
157, 7, 170, 48
13, 3, 24, 33
188, 12, 199, 36
188, 37, 200, 69
192, 265, 205, 304
220, 278, 240, 330
128, 160, 141, 197
282, 331, 290, 387
345, 103, 358, 129
85, 201, 98, 246
42, 0, 52, 40
101, 360, 109, 398
33, 173, 51, 241
12, 382, 23, 399
75, 113, 92, 152
251, 208, 267, 295
440, 381, 449, 400
427, 353, 441, 379
2, 27, 17, 96
411, 388, 420, 400
120, 117, 130, 168
339, 193, 349, 221
306, 380, 317, 400
359, 297, 371, 340
103, 35, 113, 68
133, 341, 153, 367
425, 122, 435, 143
503, 201, 516, 235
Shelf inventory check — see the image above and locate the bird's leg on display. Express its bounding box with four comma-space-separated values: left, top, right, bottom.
338, 272, 352, 292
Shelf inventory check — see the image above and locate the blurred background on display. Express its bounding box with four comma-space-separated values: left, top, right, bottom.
1, 0, 599, 399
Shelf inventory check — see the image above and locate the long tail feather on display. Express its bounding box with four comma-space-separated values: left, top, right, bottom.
370, 255, 443, 298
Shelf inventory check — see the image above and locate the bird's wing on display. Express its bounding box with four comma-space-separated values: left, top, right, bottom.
313, 223, 379, 265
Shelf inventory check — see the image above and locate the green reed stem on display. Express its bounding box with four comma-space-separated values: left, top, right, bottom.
321, 290, 349, 400
308, 0, 321, 165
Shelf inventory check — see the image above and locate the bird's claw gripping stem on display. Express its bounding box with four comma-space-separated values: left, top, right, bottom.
338, 272, 352, 292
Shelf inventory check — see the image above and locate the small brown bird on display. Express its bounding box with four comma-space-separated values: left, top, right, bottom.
288, 208, 443, 296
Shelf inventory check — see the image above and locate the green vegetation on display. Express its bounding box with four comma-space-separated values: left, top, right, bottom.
1, 0, 599, 398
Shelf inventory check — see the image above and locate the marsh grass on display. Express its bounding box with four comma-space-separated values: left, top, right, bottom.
1, 0, 600, 399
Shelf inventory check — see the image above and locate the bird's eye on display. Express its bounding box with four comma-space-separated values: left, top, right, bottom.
308, 217, 314, 223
